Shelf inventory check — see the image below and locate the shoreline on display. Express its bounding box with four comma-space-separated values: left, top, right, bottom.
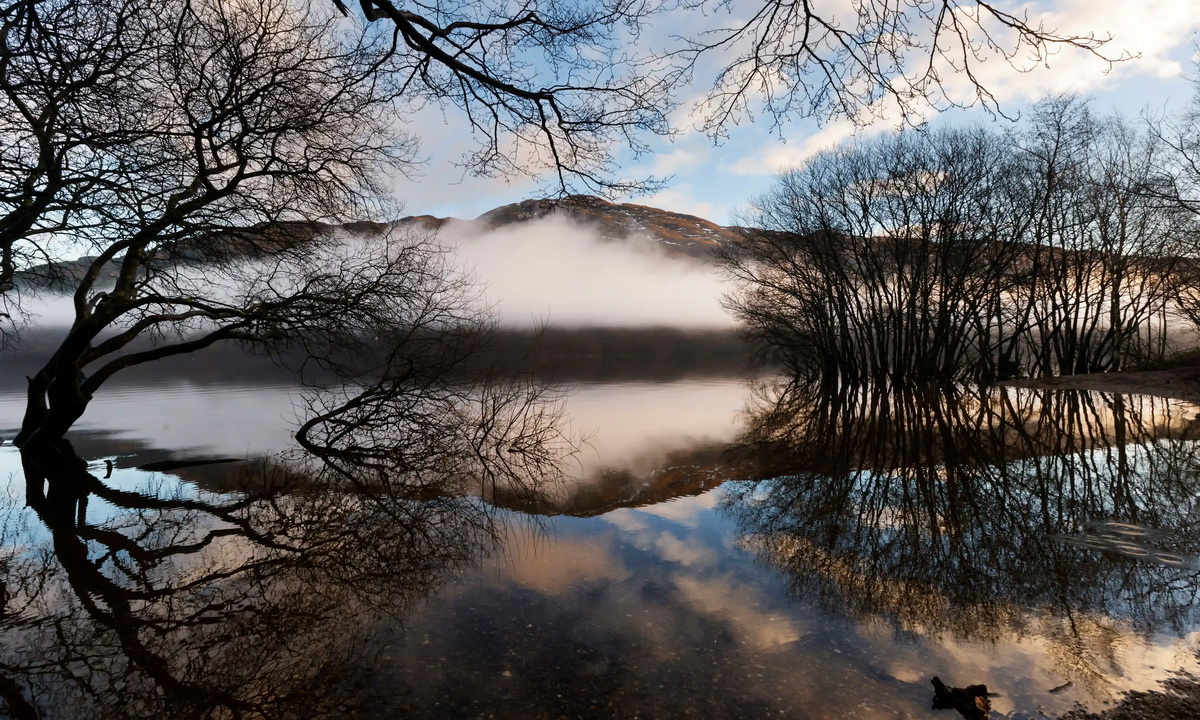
1004, 367, 1200, 405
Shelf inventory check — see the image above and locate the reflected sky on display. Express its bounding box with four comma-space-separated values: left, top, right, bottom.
378, 487, 1200, 719
0, 382, 302, 459
1, 378, 749, 496
4, 377, 1200, 718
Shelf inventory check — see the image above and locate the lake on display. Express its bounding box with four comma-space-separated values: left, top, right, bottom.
2, 369, 1200, 719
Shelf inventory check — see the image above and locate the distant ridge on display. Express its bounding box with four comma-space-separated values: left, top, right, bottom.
15, 195, 736, 288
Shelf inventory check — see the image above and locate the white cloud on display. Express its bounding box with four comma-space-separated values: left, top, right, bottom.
936, 0, 1198, 103
505, 536, 631, 595
561, 380, 748, 478
633, 491, 718, 528
603, 509, 651, 533
727, 118, 866, 176
720, 0, 1199, 179
654, 531, 718, 567
649, 148, 705, 177
671, 571, 805, 649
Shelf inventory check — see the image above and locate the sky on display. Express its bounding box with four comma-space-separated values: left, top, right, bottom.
389, 0, 1200, 226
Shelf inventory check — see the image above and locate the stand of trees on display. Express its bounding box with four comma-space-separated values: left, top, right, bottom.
723, 98, 1199, 386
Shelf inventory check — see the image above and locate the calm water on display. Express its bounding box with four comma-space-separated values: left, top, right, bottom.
3, 374, 1200, 719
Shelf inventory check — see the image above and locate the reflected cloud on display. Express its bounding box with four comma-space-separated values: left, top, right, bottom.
671, 572, 803, 649
635, 492, 718, 528
654, 532, 718, 567
506, 535, 631, 596
602, 508, 651, 533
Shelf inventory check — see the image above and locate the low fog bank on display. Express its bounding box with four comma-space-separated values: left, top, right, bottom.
436, 214, 734, 329
4, 212, 750, 389
15, 212, 735, 333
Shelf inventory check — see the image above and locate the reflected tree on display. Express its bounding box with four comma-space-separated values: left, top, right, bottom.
723, 380, 1200, 695
0, 354, 573, 717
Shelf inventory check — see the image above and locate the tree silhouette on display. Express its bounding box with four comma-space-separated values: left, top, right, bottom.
0, 0, 1126, 441
723, 380, 1200, 696
1, 359, 573, 718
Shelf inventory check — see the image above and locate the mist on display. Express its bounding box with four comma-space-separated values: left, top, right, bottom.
16, 213, 736, 335
436, 214, 734, 328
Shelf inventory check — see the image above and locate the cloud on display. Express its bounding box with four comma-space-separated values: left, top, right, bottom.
629, 491, 718, 529
383, 103, 545, 220
935, 0, 1197, 103
648, 148, 706, 176
727, 118, 866, 176
671, 571, 804, 649
603, 509, 651, 533
720, 0, 1199, 179
505, 535, 631, 595
561, 380, 748, 479
654, 531, 718, 567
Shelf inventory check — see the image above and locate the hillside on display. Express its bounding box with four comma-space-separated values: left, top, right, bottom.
13, 196, 736, 290
470, 194, 738, 258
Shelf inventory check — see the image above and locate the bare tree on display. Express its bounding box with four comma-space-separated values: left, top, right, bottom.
1011, 97, 1190, 375
334, 0, 1126, 153
338, 0, 1126, 149
1149, 75, 1200, 342
723, 126, 1032, 385
336, 0, 677, 193
6, 0, 427, 450
0, 0, 163, 340
666, 0, 1122, 134
724, 101, 1193, 386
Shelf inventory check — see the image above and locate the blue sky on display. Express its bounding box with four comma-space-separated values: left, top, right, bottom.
390, 0, 1200, 226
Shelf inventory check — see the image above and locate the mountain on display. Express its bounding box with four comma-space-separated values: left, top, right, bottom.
466, 194, 739, 259
13, 195, 736, 289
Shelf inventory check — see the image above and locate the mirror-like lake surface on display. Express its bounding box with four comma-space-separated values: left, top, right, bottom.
3, 372, 1200, 719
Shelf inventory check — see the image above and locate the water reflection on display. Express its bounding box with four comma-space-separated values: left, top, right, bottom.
724, 381, 1200, 698
4, 375, 1200, 718
0, 373, 575, 718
